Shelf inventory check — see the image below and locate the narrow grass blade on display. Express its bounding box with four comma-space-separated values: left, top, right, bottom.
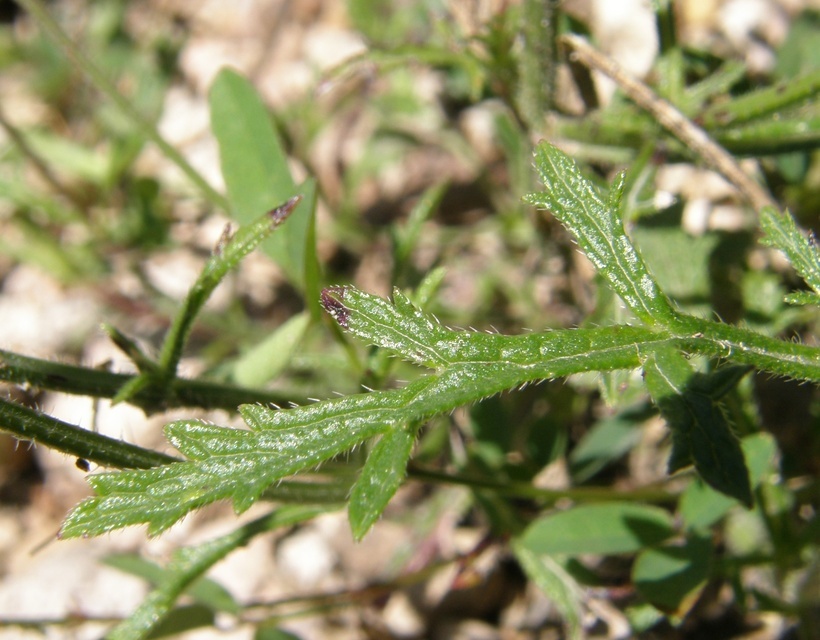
512, 540, 583, 640
102, 554, 240, 614
231, 311, 311, 387
209, 69, 295, 218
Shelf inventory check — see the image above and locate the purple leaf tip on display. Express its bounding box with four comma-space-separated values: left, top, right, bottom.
268, 195, 302, 225
321, 287, 350, 328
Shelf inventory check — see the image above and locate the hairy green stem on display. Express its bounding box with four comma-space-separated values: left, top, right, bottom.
0, 397, 178, 469
669, 315, 820, 382
108, 506, 323, 640
702, 68, 820, 127
0, 348, 304, 413
518, 0, 560, 131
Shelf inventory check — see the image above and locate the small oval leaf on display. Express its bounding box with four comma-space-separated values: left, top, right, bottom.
520, 503, 675, 556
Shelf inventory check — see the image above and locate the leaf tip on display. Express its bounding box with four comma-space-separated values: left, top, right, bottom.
320, 286, 351, 328
268, 195, 302, 225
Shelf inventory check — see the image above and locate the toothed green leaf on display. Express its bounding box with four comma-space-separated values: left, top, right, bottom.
348, 422, 417, 540
760, 206, 820, 305
64, 287, 671, 539
59, 144, 820, 542
524, 142, 677, 325
642, 347, 753, 507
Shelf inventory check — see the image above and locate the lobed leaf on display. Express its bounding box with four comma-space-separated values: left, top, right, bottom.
525, 144, 820, 383
62, 278, 819, 537
320, 285, 663, 375
760, 206, 820, 305
60, 388, 408, 537
65, 287, 673, 539
524, 142, 678, 325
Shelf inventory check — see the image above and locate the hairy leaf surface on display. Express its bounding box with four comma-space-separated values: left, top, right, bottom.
63, 288, 669, 538
524, 143, 677, 325
642, 347, 752, 507
760, 206, 820, 305
61, 144, 820, 540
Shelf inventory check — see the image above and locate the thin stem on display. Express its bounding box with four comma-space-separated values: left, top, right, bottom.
0, 348, 305, 413
560, 34, 777, 212
243, 541, 488, 621
153, 196, 301, 381
0, 616, 123, 632
0, 397, 178, 469
107, 506, 323, 640
407, 463, 678, 505
17, 0, 229, 211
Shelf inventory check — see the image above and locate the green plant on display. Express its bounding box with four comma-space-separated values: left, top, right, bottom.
43, 138, 815, 639
1, 2, 819, 639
